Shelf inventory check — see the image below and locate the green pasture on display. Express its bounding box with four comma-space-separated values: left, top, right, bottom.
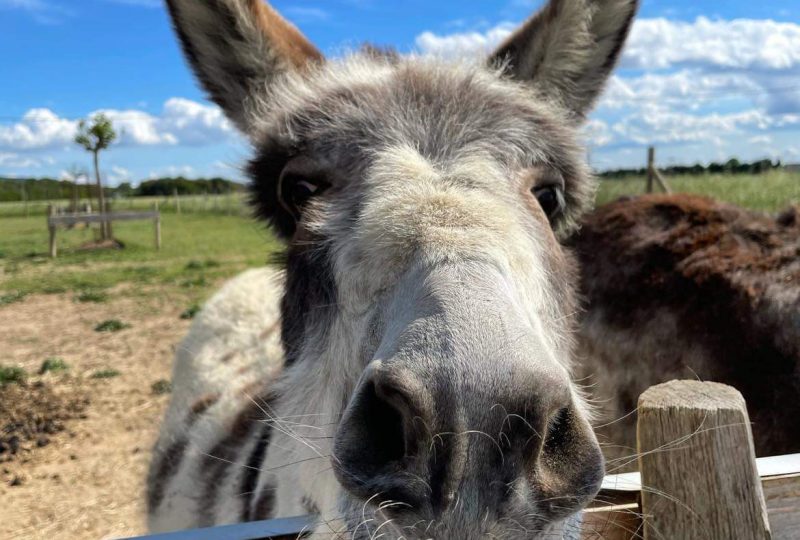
1, 171, 797, 300
0, 212, 279, 298
595, 169, 799, 211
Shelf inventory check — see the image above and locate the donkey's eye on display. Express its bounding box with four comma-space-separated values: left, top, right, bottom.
285, 175, 329, 209
277, 156, 331, 220
533, 185, 565, 221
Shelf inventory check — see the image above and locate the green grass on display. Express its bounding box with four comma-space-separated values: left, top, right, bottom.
94, 319, 131, 332
74, 289, 108, 303
90, 368, 121, 379
0, 290, 27, 306
596, 170, 800, 211
0, 365, 26, 386
39, 357, 69, 374
0, 213, 279, 297
180, 303, 202, 320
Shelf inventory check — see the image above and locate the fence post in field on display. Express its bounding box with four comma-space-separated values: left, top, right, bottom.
154, 202, 162, 251
106, 201, 114, 239
174, 187, 181, 215
637, 380, 771, 540
646, 146, 655, 193
47, 205, 57, 258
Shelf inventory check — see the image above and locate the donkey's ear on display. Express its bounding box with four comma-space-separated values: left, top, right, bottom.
166, 0, 323, 134
490, 0, 638, 120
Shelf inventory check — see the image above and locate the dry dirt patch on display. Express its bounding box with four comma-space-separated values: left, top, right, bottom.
0, 288, 197, 540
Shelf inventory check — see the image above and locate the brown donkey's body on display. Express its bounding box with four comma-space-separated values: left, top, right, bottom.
573, 194, 800, 467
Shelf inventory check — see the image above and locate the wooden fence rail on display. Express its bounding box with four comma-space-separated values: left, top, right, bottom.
122, 381, 800, 540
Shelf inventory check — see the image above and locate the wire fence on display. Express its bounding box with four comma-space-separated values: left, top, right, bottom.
0, 193, 251, 219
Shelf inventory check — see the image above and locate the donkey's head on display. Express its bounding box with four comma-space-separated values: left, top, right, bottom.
167, 0, 637, 537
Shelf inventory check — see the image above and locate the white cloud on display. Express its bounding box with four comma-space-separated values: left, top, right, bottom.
0, 109, 77, 151
623, 17, 800, 71
415, 17, 800, 70
0, 152, 44, 168
0, 99, 237, 152
415, 23, 514, 58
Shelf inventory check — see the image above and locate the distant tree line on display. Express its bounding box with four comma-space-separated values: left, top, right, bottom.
599, 158, 782, 179
133, 176, 245, 196
0, 176, 245, 202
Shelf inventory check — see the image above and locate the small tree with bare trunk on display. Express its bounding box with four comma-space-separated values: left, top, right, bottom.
75, 114, 116, 239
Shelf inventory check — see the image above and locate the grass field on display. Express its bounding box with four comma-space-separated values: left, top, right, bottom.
1, 170, 798, 299
595, 169, 799, 211
0, 211, 278, 299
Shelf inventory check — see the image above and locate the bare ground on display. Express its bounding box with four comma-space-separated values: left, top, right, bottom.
0, 288, 197, 540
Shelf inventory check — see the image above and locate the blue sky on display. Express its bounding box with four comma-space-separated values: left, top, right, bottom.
1, 0, 799, 184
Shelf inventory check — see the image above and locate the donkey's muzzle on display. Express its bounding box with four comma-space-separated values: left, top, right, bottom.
332, 360, 604, 520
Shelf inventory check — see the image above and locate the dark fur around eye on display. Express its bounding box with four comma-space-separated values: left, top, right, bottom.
248, 146, 330, 240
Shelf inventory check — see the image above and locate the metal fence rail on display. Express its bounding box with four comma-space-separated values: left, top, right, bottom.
123, 515, 314, 540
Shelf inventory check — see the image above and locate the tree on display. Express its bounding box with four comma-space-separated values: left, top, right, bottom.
75, 114, 116, 239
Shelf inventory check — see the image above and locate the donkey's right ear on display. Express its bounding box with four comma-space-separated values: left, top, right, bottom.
165, 0, 323, 135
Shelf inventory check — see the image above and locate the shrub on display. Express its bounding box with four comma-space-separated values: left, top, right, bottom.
39, 358, 69, 375
94, 319, 131, 332
0, 366, 26, 386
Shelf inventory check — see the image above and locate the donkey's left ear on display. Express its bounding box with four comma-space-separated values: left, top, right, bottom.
490, 0, 638, 120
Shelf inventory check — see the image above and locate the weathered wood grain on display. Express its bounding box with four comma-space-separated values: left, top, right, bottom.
637, 380, 771, 539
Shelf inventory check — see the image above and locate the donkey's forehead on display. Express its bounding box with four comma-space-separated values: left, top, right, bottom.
252, 55, 583, 168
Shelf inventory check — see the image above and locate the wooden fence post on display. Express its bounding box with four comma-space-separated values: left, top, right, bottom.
637, 380, 771, 540
646, 146, 655, 193
47, 205, 57, 258
174, 187, 181, 215
154, 202, 161, 251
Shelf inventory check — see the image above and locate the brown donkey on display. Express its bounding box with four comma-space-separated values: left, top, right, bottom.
149, 1, 639, 538
573, 194, 800, 468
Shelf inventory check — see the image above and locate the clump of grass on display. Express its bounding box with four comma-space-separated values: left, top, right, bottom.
151, 379, 172, 395
39, 357, 69, 375
180, 276, 207, 289
43, 286, 68, 295
94, 319, 131, 332
180, 304, 202, 320
0, 365, 26, 386
0, 250, 5, 259
90, 368, 121, 379
185, 259, 220, 271
74, 289, 108, 303
0, 291, 27, 306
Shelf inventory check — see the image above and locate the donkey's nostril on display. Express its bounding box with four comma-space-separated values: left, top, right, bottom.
353, 381, 407, 465
333, 378, 412, 500
543, 406, 573, 453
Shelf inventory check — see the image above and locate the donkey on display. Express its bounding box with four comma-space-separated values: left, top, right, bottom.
572, 194, 800, 468
149, 0, 639, 538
